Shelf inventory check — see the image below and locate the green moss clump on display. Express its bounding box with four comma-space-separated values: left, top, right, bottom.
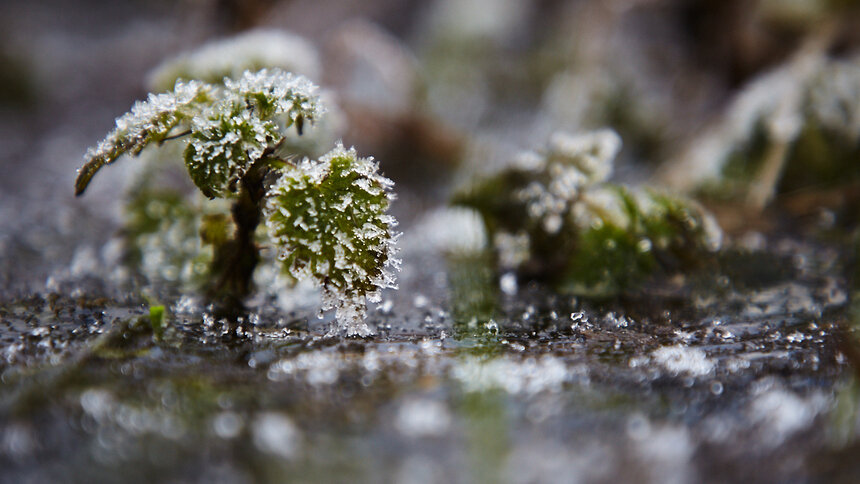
454, 130, 721, 296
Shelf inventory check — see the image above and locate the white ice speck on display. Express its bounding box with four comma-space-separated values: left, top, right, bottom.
452, 355, 572, 395
413, 295, 429, 309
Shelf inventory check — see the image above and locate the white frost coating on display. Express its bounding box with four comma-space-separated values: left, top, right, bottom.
84, 80, 208, 165
547, 129, 622, 184
513, 129, 622, 235
265, 143, 400, 336
452, 355, 572, 395
225, 68, 323, 122
147, 29, 321, 91
651, 345, 715, 377
186, 106, 277, 182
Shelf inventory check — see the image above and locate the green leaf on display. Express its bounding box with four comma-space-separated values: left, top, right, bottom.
75, 81, 211, 195
184, 105, 279, 199
265, 144, 399, 332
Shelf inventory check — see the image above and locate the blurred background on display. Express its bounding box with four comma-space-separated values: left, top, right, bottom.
2, 0, 860, 482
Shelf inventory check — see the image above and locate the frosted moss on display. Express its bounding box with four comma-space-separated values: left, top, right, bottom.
454, 129, 721, 295
77, 69, 398, 335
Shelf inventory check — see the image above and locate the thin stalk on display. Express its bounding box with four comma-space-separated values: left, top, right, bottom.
206, 159, 271, 321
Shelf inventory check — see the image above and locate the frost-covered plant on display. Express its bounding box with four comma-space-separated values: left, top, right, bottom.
454, 130, 721, 295
76, 69, 399, 335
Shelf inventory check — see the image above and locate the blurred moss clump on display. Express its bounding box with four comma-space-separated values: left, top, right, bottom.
687, 55, 860, 222
454, 130, 721, 297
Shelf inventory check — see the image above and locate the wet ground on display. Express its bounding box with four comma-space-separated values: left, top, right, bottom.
1, 210, 859, 483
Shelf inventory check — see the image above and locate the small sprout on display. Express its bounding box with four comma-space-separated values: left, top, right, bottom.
265, 143, 399, 336
149, 305, 166, 340
77, 68, 398, 335
454, 129, 721, 295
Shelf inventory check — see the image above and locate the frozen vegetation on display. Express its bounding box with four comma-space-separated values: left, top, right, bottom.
454, 129, 722, 295
2, 1, 860, 483
76, 68, 398, 335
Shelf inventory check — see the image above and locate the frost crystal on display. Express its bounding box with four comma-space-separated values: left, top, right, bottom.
224, 68, 322, 123
265, 143, 400, 335
79, 68, 322, 199
186, 106, 280, 198
186, 69, 322, 198
546, 129, 621, 184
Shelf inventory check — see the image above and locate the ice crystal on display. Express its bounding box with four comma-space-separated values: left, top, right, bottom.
265, 143, 399, 335
224, 68, 322, 123
185, 105, 280, 198
186, 69, 322, 198
147, 29, 321, 91
78, 68, 322, 199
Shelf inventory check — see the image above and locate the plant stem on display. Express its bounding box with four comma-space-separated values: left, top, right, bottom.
206, 160, 269, 322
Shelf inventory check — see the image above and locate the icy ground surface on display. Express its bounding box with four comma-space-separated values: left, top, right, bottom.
1, 191, 859, 483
